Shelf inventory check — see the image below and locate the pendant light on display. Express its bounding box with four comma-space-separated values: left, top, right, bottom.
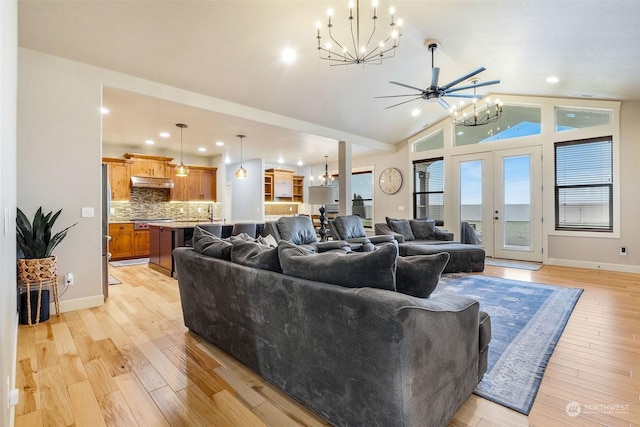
235, 134, 248, 179
175, 123, 189, 177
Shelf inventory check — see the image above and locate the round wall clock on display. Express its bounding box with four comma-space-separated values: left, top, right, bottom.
379, 167, 403, 195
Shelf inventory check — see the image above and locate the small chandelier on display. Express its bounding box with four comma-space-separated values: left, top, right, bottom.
175, 123, 189, 177
320, 156, 333, 186
315, 0, 402, 66
235, 134, 247, 179
450, 80, 503, 127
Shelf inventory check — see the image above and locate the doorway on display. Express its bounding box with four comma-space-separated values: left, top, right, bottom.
454, 146, 542, 262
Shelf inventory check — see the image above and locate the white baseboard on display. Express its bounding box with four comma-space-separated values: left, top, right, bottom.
546, 258, 640, 274
51, 294, 104, 314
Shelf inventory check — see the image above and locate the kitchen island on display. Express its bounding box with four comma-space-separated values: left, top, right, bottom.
148, 222, 231, 278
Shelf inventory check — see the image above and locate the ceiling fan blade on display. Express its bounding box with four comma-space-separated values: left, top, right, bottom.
430, 67, 440, 89
437, 98, 451, 110
443, 93, 481, 99
385, 97, 423, 109
414, 99, 429, 111
375, 93, 424, 99
440, 67, 486, 91
390, 81, 426, 93
445, 79, 501, 93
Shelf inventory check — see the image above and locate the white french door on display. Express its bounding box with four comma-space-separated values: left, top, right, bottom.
454, 146, 542, 262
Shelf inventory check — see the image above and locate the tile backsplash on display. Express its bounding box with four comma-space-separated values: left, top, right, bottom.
110, 187, 222, 221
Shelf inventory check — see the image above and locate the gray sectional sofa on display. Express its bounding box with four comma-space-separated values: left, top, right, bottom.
173, 227, 491, 427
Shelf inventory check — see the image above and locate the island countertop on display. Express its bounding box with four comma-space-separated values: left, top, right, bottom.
147, 221, 222, 228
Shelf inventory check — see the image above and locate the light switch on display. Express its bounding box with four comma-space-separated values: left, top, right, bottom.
82, 207, 95, 218
398, 205, 405, 211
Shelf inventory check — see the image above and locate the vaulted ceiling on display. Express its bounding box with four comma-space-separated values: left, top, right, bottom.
18, 0, 640, 165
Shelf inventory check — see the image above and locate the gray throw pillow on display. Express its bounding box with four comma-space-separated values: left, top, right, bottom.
231, 240, 282, 273
278, 240, 397, 291
387, 219, 415, 241
409, 219, 436, 240
192, 226, 232, 260
257, 234, 278, 248
396, 252, 450, 298
229, 232, 255, 242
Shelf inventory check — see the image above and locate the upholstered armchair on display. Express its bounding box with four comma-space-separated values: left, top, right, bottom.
329, 215, 397, 248
263, 216, 349, 253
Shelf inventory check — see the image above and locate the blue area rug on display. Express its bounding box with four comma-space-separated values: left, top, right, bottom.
433, 275, 582, 414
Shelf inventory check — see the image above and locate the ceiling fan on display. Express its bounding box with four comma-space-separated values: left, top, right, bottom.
376, 40, 500, 113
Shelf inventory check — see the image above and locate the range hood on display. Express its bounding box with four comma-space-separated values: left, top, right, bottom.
130, 176, 174, 189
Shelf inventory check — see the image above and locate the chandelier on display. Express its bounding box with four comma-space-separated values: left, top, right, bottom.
450, 80, 503, 127
315, 0, 402, 66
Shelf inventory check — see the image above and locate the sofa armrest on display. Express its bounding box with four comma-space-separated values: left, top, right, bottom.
369, 234, 396, 244
316, 240, 351, 252
435, 227, 454, 241
374, 223, 405, 243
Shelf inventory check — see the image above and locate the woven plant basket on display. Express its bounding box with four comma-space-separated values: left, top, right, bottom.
17, 256, 57, 284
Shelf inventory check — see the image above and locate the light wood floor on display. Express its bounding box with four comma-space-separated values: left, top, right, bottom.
14, 263, 640, 427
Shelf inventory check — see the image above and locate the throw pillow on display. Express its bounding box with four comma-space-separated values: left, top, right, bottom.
192, 226, 232, 260
229, 232, 255, 242
231, 240, 282, 273
396, 252, 450, 298
409, 219, 436, 240
278, 240, 397, 291
387, 219, 415, 241
257, 234, 278, 248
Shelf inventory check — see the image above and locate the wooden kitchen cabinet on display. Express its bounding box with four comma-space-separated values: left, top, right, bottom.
170, 165, 217, 201
293, 175, 304, 203
266, 168, 296, 201
134, 230, 150, 257
124, 153, 173, 178
103, 158, 131, 201
264, 171, 274, 201
109, 223, 135, 259
149, 225, 175, 276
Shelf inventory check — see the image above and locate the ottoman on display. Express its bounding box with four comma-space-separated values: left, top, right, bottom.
400, 243, 485, 273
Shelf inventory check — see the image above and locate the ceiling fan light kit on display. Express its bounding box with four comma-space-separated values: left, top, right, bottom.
377, 39, 502, 126
315, 0, 403, 66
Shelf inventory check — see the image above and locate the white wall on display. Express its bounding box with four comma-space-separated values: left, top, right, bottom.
227, 159, 263, 222
0, 1, 18, 424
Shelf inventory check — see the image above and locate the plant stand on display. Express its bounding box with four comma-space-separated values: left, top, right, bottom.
17, 256, 60, 326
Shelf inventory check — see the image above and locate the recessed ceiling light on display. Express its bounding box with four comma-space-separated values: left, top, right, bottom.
145, 139, 155, 145
282, 48, 296, 63
198, 147, 207, 152
546, 76, 559, 84
225, 156, 230, 164
216, 141, 224, 146
297, 160, 303, 166
159, 132, 170, 138
278, 158, 284, 164
411, 109, 420, 117
100, 107, 109, 114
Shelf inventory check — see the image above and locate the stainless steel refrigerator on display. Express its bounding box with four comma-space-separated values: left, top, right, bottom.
101, 164, 111, 298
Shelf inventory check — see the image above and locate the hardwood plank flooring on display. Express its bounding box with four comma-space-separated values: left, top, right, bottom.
14, 263, 640, 426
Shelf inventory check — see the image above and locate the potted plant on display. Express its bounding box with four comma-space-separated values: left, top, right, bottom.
16, 207, 77, 284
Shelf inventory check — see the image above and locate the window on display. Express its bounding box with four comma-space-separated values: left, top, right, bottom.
413, 129, 444, 152
556, 107, 612, 132
330, 171, 374, 228
413, 158, 444, 222
455, 105, 541, 146
555, 136, 612, 232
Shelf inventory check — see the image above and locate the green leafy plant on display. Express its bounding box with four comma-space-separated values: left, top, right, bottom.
16, 207, 77, 259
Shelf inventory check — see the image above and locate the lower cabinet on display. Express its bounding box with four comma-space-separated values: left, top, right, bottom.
109, 224, 149, 260
149, 225, 175, 277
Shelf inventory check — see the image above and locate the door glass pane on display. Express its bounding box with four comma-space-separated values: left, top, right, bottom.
460, 160, 483, 244
503, 156, 531, 249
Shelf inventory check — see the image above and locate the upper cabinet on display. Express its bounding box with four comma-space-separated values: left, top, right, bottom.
170, 165, 217, 201
124, 153, 173, 178
102, 157, 132, 201
265, 169, 303, 203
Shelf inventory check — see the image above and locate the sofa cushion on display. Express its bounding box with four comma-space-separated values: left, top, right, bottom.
276, 216, 318, 245
278, 240, 397, 290
386, 218, 415, 241
396, 252, 450, 298
229, 232, 255, 242
409, 219, 436, 240
192, 226, 232, 260
231, 240, 282, 273
332, 215, 366, 239
257, 234, 278, 248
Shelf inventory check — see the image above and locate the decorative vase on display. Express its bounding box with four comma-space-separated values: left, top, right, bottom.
17, 256, 57, 284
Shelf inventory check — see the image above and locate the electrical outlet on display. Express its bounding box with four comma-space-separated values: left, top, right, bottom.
65, 273, 74, 286
197, 208, 202, 213
620, 247, 627, 256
